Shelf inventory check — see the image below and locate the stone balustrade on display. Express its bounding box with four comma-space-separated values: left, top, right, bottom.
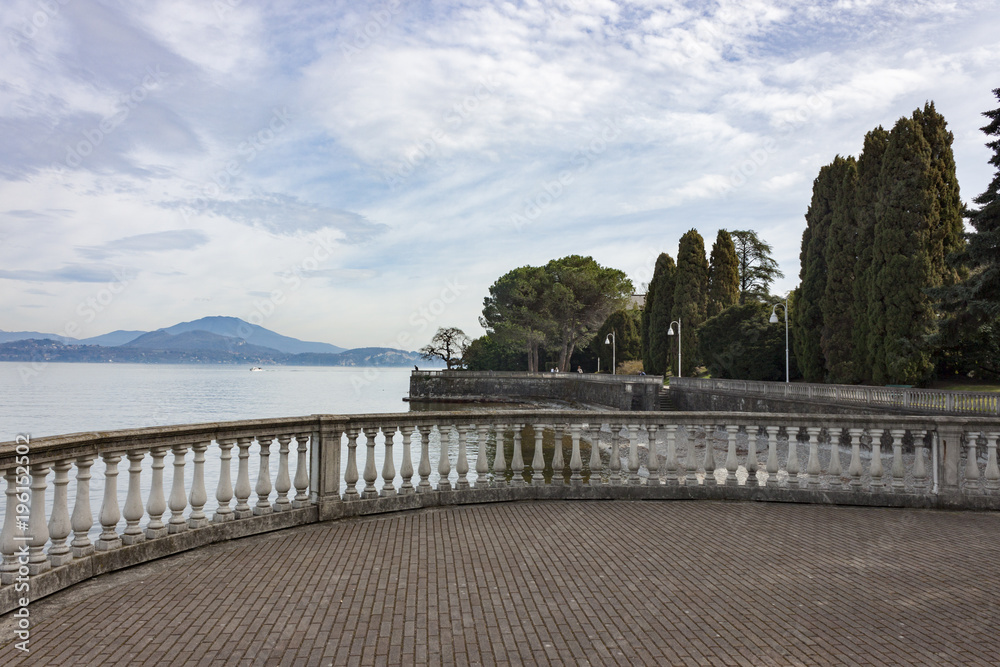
1, 409, 998, 614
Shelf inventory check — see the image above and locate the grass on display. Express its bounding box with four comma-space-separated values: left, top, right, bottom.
927, 380, 1000, 393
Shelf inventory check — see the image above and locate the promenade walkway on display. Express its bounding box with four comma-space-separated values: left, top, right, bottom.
1, 500, 998, 666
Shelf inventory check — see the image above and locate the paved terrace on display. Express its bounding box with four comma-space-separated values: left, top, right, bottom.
2, 500, 999, 666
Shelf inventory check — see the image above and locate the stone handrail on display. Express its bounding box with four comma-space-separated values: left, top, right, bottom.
412, 370, 663, 384
671, 377, 1000, 416
2, 410, 998, 614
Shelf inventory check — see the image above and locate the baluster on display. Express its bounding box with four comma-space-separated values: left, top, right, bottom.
1, 470, 19, 584
626, 424, 640, 485
234, 437, 254, 517
438, 425, 452, 492
890, 429, 906, 492
703, 425, 718, 486
912, 430, 928, 493
456, 425, 470, 490
381, 427, 397, 498
723, 425, 738, 487
275, 434, 293, 510
589, 423, 604, 485
786, 428, 800, 488
869, 429, 885, 491
552, 424, 566, 485
255, 435, 275, 513
745, 427, 758, 487
663, 424, 678, 485
293, 432, 311, 507
609, 424, 622, 486
188, 441, 209, 527
47, 460, 73, 566
417, 425, 431, 493
511, 423, 525, 486
168, 444, 189, 533
531, 424, 545, 486
72, 456, 97, 554
569, 424, 583, 486
362, 427, 379, 499
96, 455, 121, 552
765, 426, 779, 488
646, 424, 659, 486
344, 427, 360, 500
214, 438, 235, 521
984, 432, 1000, 493
806, 427, 822, 488
826, 428, 843, 488
965, 432, 981, 493
122, 451, 147, 543
848, 428, 864, 489
475, 424, 491, 488
684, 426, 699, 485
492, 425, 507, 488
399, 427, 415, 496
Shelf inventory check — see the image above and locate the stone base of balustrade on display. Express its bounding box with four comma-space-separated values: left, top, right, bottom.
71, 544, 95, 559
95, 537, 122, 552
212, 512, 234, 524
48, 551, 73, 567
121, 532, 145, 546
187, 518, 210, 529
144, 527, 167, 541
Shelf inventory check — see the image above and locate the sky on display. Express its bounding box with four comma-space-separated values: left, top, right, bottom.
1, 0, 998, 351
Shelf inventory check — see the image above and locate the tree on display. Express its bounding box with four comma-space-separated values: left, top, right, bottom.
641, 252, 676, 375
463, 334, 526, 371
419, 327, 470, 369
672, 230, 709, 376
730, 230, 783, 304
592, 308, 642, 372
707, 230, 740, 318
543, 255, 633, 371
481, 265, 550, 372
698, 301, 789, 381
820, 157, 858, 383
851, 127, 889, 382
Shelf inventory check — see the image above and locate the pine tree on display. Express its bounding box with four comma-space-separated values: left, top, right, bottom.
851, 127, 889, 383
820, 156, 858, 383
707, 230, 740, 318
794, 157, 848, 382
730, 230, 783, 302
672, 230, 709, 377
642, 253, 676, 375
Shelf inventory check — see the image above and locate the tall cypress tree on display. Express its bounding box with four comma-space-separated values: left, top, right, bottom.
794, 158, 847, 382
672, 230, 709, 377
820, 157, 858, 383
642, 252, 676, 375
707, 230, 740, 318
851, 127, 889, 383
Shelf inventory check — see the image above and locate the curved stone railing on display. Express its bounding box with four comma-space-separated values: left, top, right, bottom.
2, 410, 998, 614
671, 377, 1000, 416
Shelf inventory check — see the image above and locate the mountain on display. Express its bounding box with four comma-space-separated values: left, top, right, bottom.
79, 330, 147, 346
124, 330, 284, 356
0, 330, 76, 344
163, 316, 345, 354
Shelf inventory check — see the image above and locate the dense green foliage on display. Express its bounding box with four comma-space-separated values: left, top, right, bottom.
641, 252, 676, 375
591, 308, 642, 372
730, 230, 783, 303
707, 230, 740, 318
480, 256, 632, 372
672, 230, 709, 377
698, 301, 788, 381
820, 157, 858, 383
463, 334, 526, 371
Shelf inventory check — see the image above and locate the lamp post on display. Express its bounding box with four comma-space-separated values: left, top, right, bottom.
769, 296, 790, 384
604, 331, 616, 375
667, 318, 681, 377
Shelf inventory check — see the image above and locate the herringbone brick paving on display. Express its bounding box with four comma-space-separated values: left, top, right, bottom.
1, 500, 998, 665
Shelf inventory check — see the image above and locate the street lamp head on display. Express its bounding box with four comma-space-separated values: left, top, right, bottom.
604, 334, 611, 345
769, 311, 778, 324
667, 326, 675, 336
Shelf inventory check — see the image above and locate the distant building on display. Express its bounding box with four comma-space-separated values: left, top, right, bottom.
629, 293, 646, 309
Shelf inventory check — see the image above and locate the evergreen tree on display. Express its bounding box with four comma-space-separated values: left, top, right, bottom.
730, 230, 783, 303
593, 308, 642, 372
672, 230, 709, 377
794, 157, 849, 382
820, 156, 858, 383
642, 253, 676, 375
851, 127, 889, 383
707, 230, 740, 318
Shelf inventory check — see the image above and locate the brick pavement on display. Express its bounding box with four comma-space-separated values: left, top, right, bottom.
1, 500, 998, 666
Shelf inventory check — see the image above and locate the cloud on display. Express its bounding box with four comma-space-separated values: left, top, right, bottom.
0, 264, 135, 283
77, 229, 209, 260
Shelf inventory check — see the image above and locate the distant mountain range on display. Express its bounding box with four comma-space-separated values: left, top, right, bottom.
0, 317, 439, 367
